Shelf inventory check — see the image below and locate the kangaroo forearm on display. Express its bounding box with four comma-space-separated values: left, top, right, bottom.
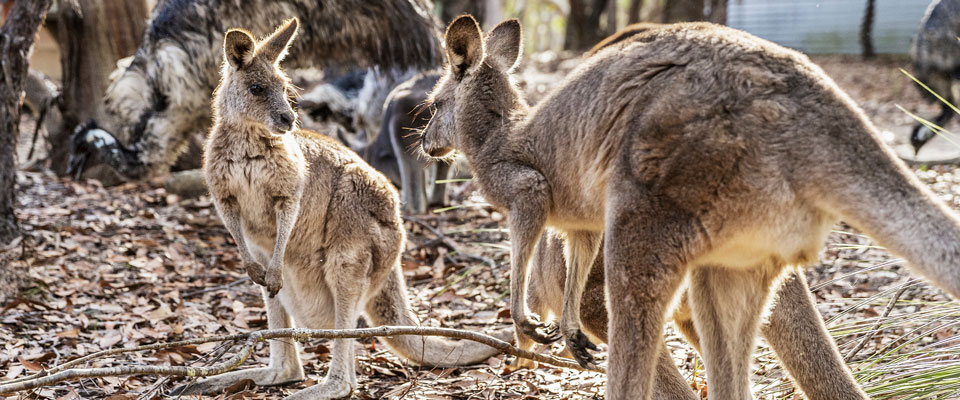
270, 197, 301, 266
508, 209, 546, 318
218, 203, 254, 261
560, 231, 602, 330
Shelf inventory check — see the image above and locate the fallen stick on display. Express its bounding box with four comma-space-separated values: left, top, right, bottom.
0, 325, 602, 394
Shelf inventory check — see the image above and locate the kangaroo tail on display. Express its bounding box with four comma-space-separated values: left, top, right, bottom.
365, 268, 507, 367
812, 119, 960, 300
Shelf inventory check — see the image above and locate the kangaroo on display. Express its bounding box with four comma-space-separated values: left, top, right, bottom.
423, 17, 960, 400
366, 72, 452, 213
70, 0, 441, 181
179, 19, 502, 399
586, 22, 663, 57
520, 231, 868, 399
513, 22, 868, 400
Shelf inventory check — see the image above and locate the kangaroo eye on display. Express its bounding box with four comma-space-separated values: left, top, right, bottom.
248, 84, 265, 96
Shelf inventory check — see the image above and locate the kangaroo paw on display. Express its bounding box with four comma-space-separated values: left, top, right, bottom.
565, 329, 600, 369
516, 317, 561, 344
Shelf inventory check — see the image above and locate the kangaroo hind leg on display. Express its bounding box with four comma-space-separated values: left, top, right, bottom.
604, 194, 700, 400
688, 264, 782, 400
287, 256, 369, 400
171, 288, 305, 395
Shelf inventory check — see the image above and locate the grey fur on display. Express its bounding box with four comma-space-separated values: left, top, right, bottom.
424, 17, 960, 399
520, 231, 868, 400
182, 19, 501, 399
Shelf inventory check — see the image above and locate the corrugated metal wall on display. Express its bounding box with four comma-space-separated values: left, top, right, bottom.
727, 0, 933, 54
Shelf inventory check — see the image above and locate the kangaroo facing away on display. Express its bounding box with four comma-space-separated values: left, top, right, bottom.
365, 72, 452, 213
178, 19, 502, 399
520, 231, 868, 400
423, 17, 960, 399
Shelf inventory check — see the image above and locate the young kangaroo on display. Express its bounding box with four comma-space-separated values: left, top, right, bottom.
424, 17, 960, 400
181, 19, 502, 399
520, 231, 868, 400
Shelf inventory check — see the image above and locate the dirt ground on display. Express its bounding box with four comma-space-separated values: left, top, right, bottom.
2, 53, 959, 399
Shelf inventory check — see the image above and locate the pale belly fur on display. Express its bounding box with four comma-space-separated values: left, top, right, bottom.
692, 205, 836, 269
248, 241, 338, 329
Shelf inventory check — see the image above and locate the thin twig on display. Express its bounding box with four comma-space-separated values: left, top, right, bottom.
406, 215, 460, 252
845, 284, 911, 362
0, 325, 601, 394
182, 277, 250, 297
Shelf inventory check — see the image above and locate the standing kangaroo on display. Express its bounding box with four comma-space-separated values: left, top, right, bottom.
513, 22, 868, 400
365, 72, 452, 213
423, 17, 960, 399
182, 19, 501, 399
520, 231, 867, 400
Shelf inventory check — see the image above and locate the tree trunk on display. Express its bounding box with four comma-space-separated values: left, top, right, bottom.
606, 0, 617, 35
706, 0, 727, 24
0, 0, 52, 244
628, 0, 644, 24
565, 0, 609, 51
48, 0, 148, 175
860, 0, 876, 59
664, 0, 705, 23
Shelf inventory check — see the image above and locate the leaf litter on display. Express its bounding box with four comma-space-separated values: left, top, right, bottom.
2, 54, 959, 399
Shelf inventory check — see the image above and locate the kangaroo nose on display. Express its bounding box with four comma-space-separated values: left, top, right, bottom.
274, 112, 294, 130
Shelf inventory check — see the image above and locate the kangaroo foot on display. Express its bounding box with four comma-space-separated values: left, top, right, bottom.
285, 375, 354, 400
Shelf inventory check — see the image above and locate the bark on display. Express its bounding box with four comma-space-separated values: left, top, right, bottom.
483, 0, 504, 30
48, 0, 148, 175
0, 0, 52, 245
0, 325, 597, 394
436, 0, 485, 25
860, 0, 876, 59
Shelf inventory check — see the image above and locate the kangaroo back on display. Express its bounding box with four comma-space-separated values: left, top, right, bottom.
365, 268, 504, 366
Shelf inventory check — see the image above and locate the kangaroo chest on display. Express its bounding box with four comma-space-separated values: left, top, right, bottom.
210, 137, 307, 245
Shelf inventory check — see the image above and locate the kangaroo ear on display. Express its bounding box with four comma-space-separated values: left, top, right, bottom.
224, 29, 255, 68
260, 18, 299, 64
444, 15, 483, 78
485, 19, 522, 72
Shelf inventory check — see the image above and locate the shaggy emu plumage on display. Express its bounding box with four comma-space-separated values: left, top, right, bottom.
69, 0, 441, 180
909, 0, 960, 154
